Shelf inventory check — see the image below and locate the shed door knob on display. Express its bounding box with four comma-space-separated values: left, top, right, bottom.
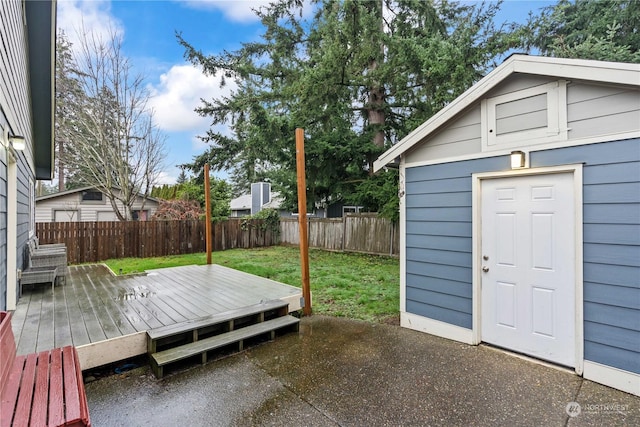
482, 266, 489, 273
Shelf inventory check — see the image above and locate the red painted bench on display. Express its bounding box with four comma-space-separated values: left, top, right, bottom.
0, 311, 91, 427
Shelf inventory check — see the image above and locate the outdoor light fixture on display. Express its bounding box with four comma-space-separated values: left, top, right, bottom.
9, 135, 26, 151
1, 129, 26, 151
510, 150, 526, 169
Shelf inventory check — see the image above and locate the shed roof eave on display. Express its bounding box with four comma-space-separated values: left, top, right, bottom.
373, 55, 640, 172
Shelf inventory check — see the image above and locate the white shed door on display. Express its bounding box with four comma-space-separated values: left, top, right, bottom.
481, 173, 575, 367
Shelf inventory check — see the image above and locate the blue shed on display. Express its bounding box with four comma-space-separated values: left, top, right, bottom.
374, 55, 640, 396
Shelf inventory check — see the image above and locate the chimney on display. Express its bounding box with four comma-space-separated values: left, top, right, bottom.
251, 182, 270, 215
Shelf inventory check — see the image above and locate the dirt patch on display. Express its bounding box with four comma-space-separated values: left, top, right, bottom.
378, 314, 400, 326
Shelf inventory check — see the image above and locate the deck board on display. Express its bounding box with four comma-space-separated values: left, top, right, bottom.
35, 289, 55, 352
53, 283, 73, 348
11, 264, 303, 365
92, 274, 137, 336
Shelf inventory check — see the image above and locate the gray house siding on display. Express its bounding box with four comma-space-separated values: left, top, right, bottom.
1, 0, 37, 309
16, 163, 31, 273
0, 1, 34, 156
567, 83, 640, 140
406, 106, 481, 162
485, 74, 551, 98
405, 78, 639, 166
495, 92, 547, 136
405, 137, 640, 374
0, 143, 6, 311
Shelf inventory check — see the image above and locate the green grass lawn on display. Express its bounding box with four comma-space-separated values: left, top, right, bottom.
103, 246, 400, 322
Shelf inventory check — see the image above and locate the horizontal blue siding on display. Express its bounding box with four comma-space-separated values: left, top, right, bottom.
583, 263, 640, 288
407, 261, 472, 283
534, 139, 640, 373
406, 206, 471, 222
583, 161, 639, 185
407, 247, 471, 267
406, 300, 471, 328
583, 204, 640, 224
584, 322, 640, 354
584, 244, 640, 267
584, 282, 639, 310
405, 137, 639, 373
405, 156, 508, 329
584, 342, 640, 375
406, 275, 471, 298
584, 302, 640, 331
406, 235, 470, 252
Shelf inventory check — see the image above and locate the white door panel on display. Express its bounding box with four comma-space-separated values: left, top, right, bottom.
481, 173, 575, 367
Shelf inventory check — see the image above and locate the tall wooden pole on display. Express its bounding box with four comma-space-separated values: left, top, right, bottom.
204, 164, 212, 264
296, 128, 312, 316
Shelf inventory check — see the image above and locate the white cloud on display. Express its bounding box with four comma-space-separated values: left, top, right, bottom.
57, 0, 124, 47
155, 171, 177, 185
148, 64, 237, 133
180, 0, 316, 22
180, 0, 270, 22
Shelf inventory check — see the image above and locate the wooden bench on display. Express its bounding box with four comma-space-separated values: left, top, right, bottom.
0, 311, 91, 427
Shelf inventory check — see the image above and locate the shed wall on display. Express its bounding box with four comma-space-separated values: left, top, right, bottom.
405, 77, 640, 165
404, 138, 640, 374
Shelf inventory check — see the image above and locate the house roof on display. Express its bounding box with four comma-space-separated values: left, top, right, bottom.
25, 0, 56, 180
230, 194, 252, 210
36, 185, 160, 204
230, 192, 284, 211
373, 54, 640, 172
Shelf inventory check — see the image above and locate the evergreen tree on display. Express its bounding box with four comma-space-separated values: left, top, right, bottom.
525, 0, 640, 62
55, 32, 85, 191
179, 0, 521, 220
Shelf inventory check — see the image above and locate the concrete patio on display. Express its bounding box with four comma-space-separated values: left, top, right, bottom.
85, 316, 639, 426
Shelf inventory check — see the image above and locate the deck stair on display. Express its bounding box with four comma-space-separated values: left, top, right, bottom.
147, 300, 299, 378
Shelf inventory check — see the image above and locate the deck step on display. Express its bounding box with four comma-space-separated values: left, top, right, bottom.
147, 300, 290, 354
149, 315, 299, 378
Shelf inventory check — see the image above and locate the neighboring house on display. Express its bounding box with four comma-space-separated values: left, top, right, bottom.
36, 186, 160, 222
230, 182, 285, 217
0, 0, 56, 310
374, 55, 639, 396
230, 182, 344, 218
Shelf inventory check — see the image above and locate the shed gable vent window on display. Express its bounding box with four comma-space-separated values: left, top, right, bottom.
82, 191, 103, 201
482, 80, 567, 151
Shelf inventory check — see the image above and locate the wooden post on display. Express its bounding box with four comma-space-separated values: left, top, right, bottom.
204, 164, 212, 264
296, 128, 312, 316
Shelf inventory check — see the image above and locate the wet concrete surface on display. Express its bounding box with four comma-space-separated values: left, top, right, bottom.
85, 316, 639, 426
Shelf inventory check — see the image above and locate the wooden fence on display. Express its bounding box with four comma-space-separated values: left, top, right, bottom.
280, 214, 399, 256
36, 219, 278, 264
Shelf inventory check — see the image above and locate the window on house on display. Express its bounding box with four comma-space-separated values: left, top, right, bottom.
132, 210, 148, 221
342, 206, 363, 215
82, 191, 103, 202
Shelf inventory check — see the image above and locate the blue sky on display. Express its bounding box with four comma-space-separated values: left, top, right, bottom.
57, 0, 555, 186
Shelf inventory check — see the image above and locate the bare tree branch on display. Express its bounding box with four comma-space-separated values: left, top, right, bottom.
60, 26, 166, 220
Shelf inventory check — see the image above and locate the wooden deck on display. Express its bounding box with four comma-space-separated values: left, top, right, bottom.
11, 264, 303, 369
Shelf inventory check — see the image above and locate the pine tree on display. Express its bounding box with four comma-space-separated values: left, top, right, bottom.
179, 0, 521, 219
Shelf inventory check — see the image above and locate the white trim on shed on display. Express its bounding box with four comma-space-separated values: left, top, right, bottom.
377, 56, 640, 397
